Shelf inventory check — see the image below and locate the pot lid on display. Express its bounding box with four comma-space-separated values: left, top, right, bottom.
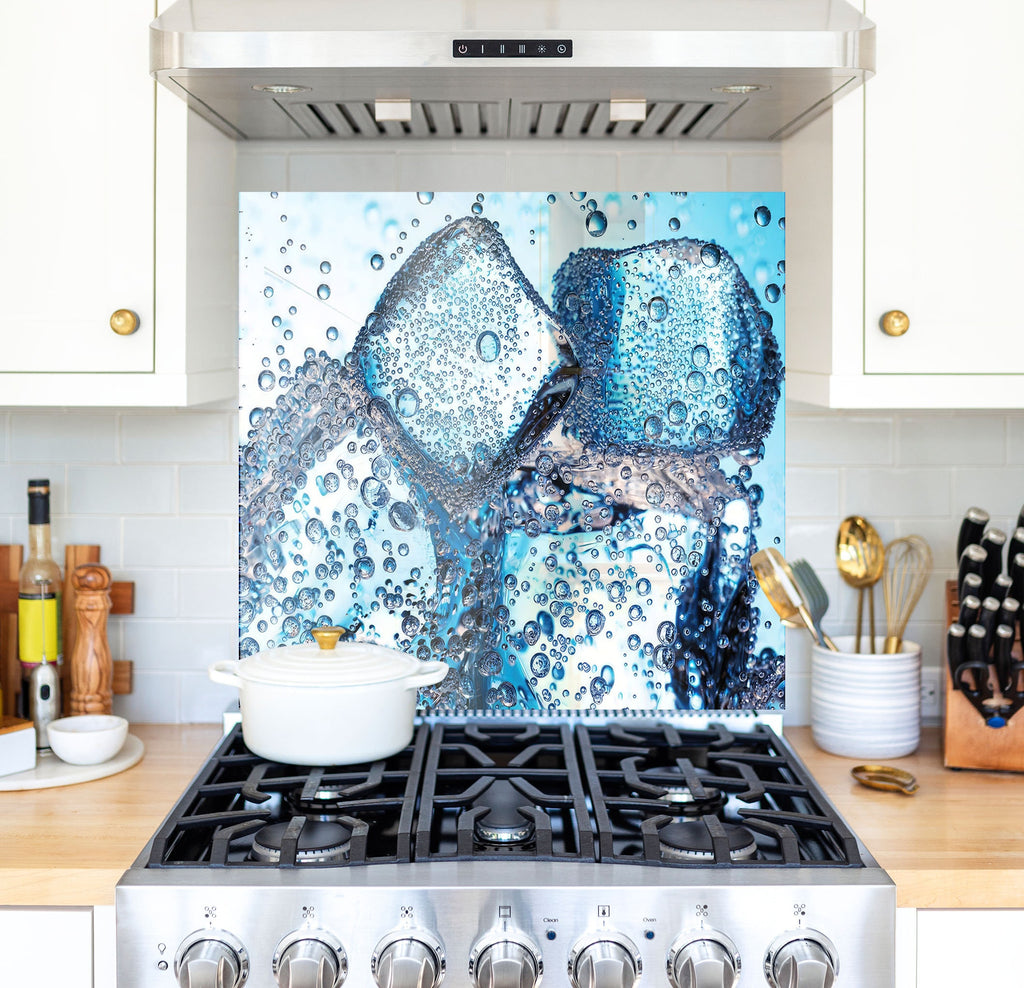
238, 640, 439, 687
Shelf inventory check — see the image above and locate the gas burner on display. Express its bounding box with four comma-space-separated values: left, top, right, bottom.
286, 785, 352, 820
657, 785, 727, 818
250, 820, 352, 864
657, 821, 757, 863
472, 780, 536, 845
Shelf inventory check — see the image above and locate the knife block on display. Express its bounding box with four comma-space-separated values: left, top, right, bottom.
943, 580, 1024, 772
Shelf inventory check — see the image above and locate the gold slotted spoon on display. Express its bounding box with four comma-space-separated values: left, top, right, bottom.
752, 547, 836, 650
836, 516, 886, 653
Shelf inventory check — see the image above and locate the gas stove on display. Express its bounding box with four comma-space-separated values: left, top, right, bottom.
116, 714, 894, 987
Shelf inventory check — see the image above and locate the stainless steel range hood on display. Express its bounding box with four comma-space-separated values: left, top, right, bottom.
151, 0, 874, 142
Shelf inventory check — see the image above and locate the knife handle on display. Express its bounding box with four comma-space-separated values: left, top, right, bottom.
980, 528, 1008, 588
1008, 527, 1024, 569
957, 506, 990, 562
995, 623, 1016, 694
966, 621, 991, 665
958, 544, 988, 599
1011, 553, 1024, 605
978, 596, 1002, 651
990, 573, 1014, 603
958, 594, 982, 628
998, 596, 1020, 631
947, 623, 967, 688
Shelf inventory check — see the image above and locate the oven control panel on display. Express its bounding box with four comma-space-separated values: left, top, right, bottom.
116, 875, 892, 987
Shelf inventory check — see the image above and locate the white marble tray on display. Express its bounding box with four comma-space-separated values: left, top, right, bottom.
0, 734, 144, 790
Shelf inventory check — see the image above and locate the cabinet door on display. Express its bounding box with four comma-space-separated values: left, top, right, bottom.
0, 0, 154, 373
0, 907, 94, 988
863, 0, 1024, 376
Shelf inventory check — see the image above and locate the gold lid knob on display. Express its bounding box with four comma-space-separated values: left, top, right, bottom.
880, 310, 910, 337
109, 309, 140, 336
310, 626, 348, 650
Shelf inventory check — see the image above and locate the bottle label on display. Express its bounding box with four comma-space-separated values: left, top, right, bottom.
18, 594, 62, 667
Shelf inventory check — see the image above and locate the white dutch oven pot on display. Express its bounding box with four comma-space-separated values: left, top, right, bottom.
209, 627, 448, 765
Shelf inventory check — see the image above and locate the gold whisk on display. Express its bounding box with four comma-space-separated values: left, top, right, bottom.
882, 535, 933, 653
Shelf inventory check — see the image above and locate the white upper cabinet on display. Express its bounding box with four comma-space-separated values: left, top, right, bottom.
785, 0, 1024, 408
0, 1, 236, 407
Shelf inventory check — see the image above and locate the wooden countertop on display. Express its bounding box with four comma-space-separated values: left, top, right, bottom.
1, 724, 1020, 909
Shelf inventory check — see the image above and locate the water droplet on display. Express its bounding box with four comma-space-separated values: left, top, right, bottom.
304, 518, 327, 544
649, 296, 668, 322
478, 650, 502, 675
667, 401, 687, 425
317, 284, 330, 300
570, 191, 587, 202
354, 557, 375, 579
668, 217, 681, 231
417, 191, 435, 204
627, 219, 637, 230
585, 210, 608, 237
387, 501, 416, 531
263, 286, 274, 298
326, 326, 338, 341
643, 416, 663, 440
765, 283, 781, 303
700, 243, 721, 267
691, 344, 710, 368
258, 370, 276, 391
585, 610, 605, 635
370, 253, 384, 270
530, 652, 550, 677
686, 370, 706, 393
471, 202, 484, 215
546, 194, 557, 204
754, 205, 772, 226
476, 330, 500, 362
645, 482, 665, 505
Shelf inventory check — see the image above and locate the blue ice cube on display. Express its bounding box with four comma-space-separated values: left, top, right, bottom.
552, 238, 781, 455
354, 216, 578, 512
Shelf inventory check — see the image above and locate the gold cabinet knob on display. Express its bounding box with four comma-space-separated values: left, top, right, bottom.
109, 309, 140, 336
880, 310, 910, 337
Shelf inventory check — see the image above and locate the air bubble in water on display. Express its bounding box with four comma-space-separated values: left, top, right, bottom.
754, 205, 771, 226
387, 501, 416, 531
258, 370, 275, 391
263, 286, 274, 297
700, 244, 721, 267
417, 192, 435, 204
305, 518, 327, 543
765, 284, 781, 303
370, 253, 384, 270
476, 330, 500, 362
317, 284, 330, 300
668, 217, 681, 231
585, 211, 608, 237
396, 388, 419, 417
649, 296, 668, 322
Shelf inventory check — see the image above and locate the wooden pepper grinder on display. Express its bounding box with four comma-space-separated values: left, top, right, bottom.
69, 564, 113, 715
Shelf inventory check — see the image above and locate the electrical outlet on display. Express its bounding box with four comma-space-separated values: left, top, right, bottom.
920, 667, 942, 720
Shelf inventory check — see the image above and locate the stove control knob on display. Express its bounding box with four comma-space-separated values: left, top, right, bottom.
765, 931, 838, 988
372, 931, 445, 988
569, 934, 641, 988
174, 930, 249, 988
470, 934, 543, 988
273, 931, 347, 988
668, 932, 740, 988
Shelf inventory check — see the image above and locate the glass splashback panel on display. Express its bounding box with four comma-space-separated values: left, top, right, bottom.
238, 191, 785, 712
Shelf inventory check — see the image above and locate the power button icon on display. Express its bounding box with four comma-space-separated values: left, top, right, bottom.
457, 44, 468, 54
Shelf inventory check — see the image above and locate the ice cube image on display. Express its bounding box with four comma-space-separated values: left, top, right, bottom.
552, 238, 781, 455
354, 215, 579, 513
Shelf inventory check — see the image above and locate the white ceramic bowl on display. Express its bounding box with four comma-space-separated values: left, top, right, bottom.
47, 715, 128, 765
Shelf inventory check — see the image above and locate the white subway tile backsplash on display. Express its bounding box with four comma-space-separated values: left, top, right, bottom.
289, 153, 399, 191
121, 412, 231, 463
396, 153, 510, 190
179, 569, 237, 619
843, 467, 951, 519
784, 467, 840, 517
68, 465, 176, 515
123, 569, 180, 620
123, 517, 236, 568
124, 618, 236, 672
616, 153, 727, 192
180, 464, 238, 515
9, 412, 117, 463
899, 414, 1005, 466
508, 152, 618, 191
950, 468, 1024, 529
113, 670, 182, 725
729, 153, 783, 190
0, 412, 7, 460
787, 413, 892, 466
180, 672, 239, 724
43, 516, 123, 567
0, 464, 66, 514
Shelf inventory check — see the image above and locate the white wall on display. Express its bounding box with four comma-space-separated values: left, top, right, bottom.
2, 140, 1015, 724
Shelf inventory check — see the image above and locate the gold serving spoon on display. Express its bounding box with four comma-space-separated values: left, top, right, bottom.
752, 547, 837, 650
836, 516, 886, 653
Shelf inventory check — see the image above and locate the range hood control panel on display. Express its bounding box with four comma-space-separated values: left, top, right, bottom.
452, 40, 573, 58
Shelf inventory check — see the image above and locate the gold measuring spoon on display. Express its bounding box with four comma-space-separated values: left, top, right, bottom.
851, 764, 919, 795
752, 547, 836, 650
836, 516, 886, 653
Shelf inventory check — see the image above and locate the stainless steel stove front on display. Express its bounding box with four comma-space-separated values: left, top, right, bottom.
117, 859, 894, 987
